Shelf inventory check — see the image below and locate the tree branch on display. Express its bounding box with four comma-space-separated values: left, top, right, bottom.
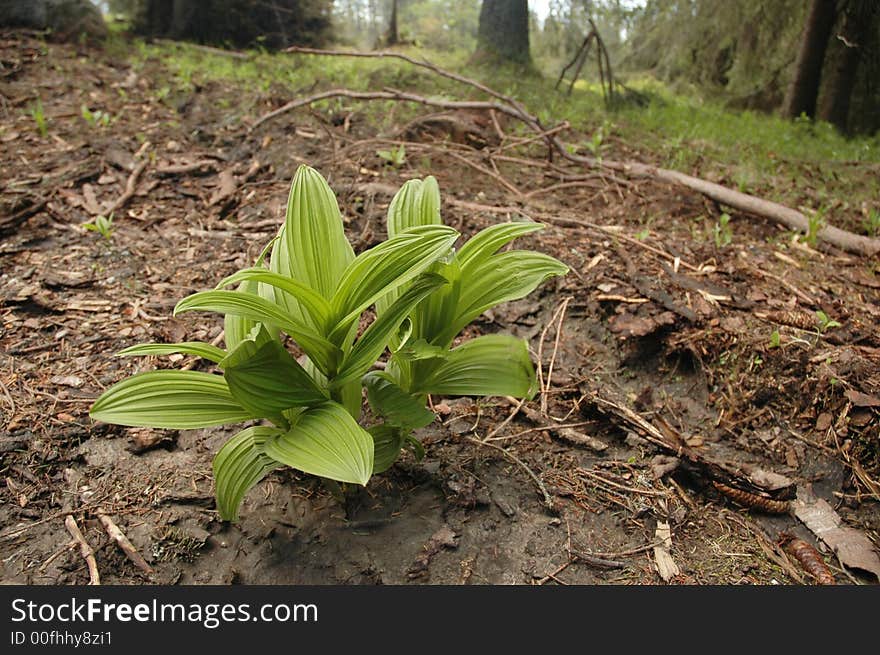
263, 49, 880, 256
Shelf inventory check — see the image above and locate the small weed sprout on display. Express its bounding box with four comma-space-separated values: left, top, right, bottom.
862, 208, 880, 237
815, 310, 840, 333
768, 330, 781, 348
90, 166, 567, 521
804, 207, 826, 248
377, 143, 406, 167
82, 213, 114, 240
713, 212, 732, 248
29, 99, 48, 138
81, 104, 111, 128
585, 121, 610, 162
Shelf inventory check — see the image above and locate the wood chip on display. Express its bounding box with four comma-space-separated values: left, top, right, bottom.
653, 521, 680, 582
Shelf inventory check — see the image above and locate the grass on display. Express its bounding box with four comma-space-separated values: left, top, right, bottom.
124, 40, 878, 232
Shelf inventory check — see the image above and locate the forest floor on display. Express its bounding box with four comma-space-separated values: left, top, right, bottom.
1, 32, 879, 586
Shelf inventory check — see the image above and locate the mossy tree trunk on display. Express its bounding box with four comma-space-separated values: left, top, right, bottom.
781, 0, 838, 119
473, 0, 531, 66
817, 0, 880, 133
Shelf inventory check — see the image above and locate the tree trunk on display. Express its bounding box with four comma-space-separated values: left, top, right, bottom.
817, 0, 879, 132
385, 0, 399, 46
781, 0, 837, 119
473, 0, 531, 66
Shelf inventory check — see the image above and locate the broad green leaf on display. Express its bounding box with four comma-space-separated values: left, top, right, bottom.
213, 426, 281, 521
413, 334, 537, 399
217, 268, 331, 330
263, 402, 374, 485
330, 225, 458, 336
174, 289, 341, 374
386, 176, 441, 238
220, 338, 328, 418
118, 342, 226, 364
90, 370, 255, 429
332, 273, 447, 389
394, 338, 446, 361
225, 275, 259, 352
408, 255, 460, 345
270, 166, 354, 328
364, 371, 434, 430
368, 424, 406, 474
377, 178, 445, 318
456, 221, 545, 270
436, 251, 568, 346
225, 243, 276, 351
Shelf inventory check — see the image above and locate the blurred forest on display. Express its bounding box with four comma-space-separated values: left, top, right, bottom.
71, 0, 878, 135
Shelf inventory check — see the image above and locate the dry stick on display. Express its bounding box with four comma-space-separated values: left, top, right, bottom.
525, 180, 603, 198
465, 436, 555, 513
440, 150, 522, 197
543, 297, 571, 414
96, 509, 154, 575
100, 160, 148, 217
484, 395, 526, 441
258, 54, 879, 256
64, 515, 100, 585
494, 121, 571, 154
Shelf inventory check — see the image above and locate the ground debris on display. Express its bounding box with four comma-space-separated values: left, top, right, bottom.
793, 487, 880, 581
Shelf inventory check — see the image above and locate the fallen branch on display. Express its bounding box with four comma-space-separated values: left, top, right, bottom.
64, 515, 100, 585
97, 508, 154, 576
267, 49, 880, 256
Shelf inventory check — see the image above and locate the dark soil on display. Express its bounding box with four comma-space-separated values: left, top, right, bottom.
1, 33, 878, 586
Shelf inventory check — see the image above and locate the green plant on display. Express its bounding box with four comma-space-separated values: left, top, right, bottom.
82, 213, 114, 240
377, 143, 407, 167
863, 208, 880, 237
768, 330, 781, 348
815, 310, 840, 333
584, 121, 609, 162
29, 99, 48, 138
713, 213, 732, 248
90, 166, 567, 520
804, 207, 826, 248
81, 104, 111, 128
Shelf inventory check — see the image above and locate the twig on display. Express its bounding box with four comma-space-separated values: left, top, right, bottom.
99, 160, 147, 216
495, 121, 570, 154
437, 150, 522, 197
465, 436, 555, 513
579, 468, 669, 497
543, 297, 571, 414
64, 515, 100, 585
38, 540, 76, 573
485, 395, 526, 440
96, 509, 154, 575
537, 300, 568, 414
0, 376, 15, 414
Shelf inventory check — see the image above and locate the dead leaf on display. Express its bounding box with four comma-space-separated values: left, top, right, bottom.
742, 466, 794, 492
208, 169, 237, 206
50, 375, 84, 388
650, 455, 680, 480
815, 412, 833, 431
845, 389, 880, 408
609, 311, 676, 338
793, 487, 880, 581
